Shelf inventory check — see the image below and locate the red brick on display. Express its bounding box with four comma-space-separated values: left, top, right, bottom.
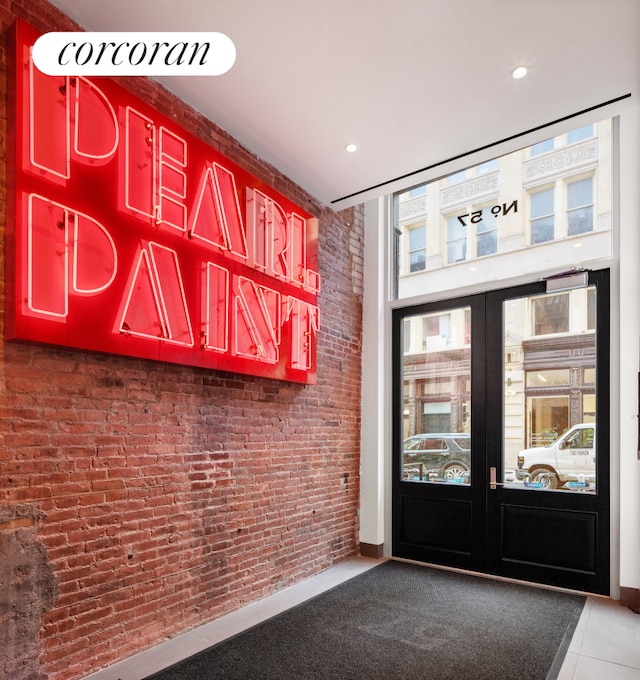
0, 1, 363, 678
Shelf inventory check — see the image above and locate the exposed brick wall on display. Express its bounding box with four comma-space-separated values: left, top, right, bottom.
0, 506, 57, 680
0, 2, 364, 678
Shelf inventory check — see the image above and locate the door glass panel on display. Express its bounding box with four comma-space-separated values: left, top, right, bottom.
402, 306, 471, 485
503, 287, 596, 492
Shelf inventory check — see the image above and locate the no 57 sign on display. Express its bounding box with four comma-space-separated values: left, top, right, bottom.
6, 20, 320, 384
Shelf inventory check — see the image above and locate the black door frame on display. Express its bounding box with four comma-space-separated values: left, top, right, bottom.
391, 292, 488, 574
391, 270, 610, 594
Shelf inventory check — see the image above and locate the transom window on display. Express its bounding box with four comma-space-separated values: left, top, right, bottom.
526, 369, 571, 387
392, 119, 612, 301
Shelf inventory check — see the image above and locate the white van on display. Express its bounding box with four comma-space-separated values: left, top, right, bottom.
515, 423, 595, 490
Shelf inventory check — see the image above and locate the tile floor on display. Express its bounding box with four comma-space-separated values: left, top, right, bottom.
83, 556, 640, 680
558, 593, 640, 680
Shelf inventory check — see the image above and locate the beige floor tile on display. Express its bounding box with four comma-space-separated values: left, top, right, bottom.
556, 650, 579, 679
572, 656, 640, 680
579, 598, 640, 668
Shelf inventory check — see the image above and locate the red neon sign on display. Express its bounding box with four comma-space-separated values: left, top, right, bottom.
7, 20, 320, 384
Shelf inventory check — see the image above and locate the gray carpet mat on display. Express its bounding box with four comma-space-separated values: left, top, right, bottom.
145, 560, 585, 680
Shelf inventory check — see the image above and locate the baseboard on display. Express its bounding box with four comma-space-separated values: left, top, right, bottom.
620, 587, 640, 612
360, 542, 384, 559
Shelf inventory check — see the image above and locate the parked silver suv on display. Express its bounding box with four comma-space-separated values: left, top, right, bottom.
403, 433, 471, 482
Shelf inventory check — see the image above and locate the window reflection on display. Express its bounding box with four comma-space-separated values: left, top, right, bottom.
530, 188, 555, 244
476, 209, 498, 256
530, 138, 554, 156
532, 293, 570, 335
567, 177, 594, 236
408, 226, 427, 272
567, 125, 594, 144
526, 369, 570, 387
447, 217, 467, 264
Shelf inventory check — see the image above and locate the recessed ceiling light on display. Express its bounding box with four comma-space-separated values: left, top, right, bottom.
345, 143, 358, 153
512, 66, 528, 79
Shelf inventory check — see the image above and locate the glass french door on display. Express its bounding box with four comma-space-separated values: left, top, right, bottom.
392, 270, 610, 594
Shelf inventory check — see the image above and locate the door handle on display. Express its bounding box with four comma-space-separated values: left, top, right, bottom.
489, 467, 506, 489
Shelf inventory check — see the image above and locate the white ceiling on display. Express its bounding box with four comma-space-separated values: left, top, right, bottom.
47, 0, 639, 209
